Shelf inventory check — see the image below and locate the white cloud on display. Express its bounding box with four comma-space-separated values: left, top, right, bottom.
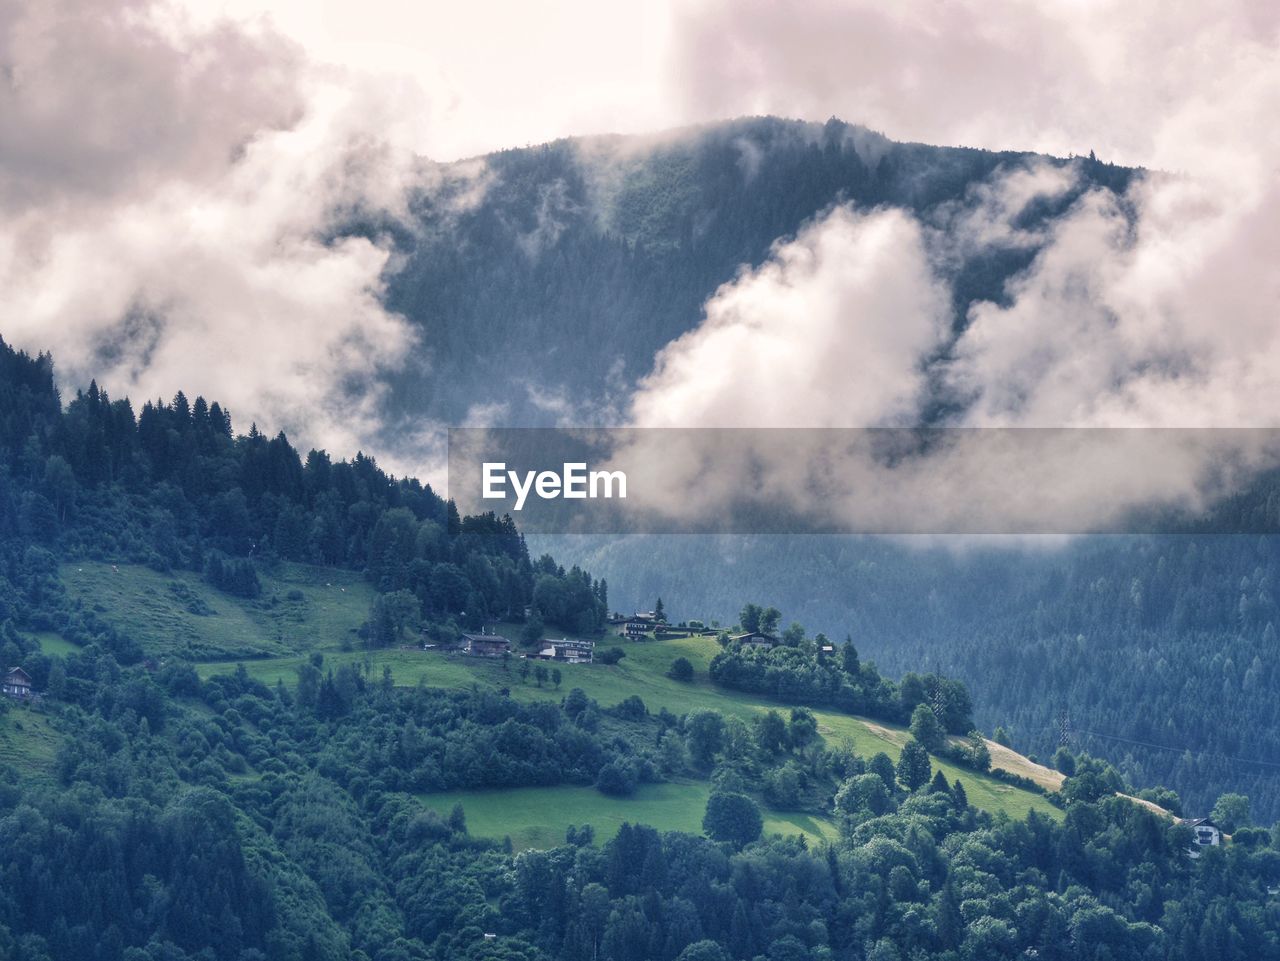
631, 206, 950, 429
0, 0, 461, 461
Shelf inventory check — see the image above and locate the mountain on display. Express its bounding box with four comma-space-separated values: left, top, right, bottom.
370, 116, 1134, 439
357, 115, 1273, 823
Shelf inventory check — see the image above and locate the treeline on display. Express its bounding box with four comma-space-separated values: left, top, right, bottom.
0, 336, 605, 646
707, 605, 975, 733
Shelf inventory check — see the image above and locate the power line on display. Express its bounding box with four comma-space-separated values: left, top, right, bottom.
1067, 726, 1280, 771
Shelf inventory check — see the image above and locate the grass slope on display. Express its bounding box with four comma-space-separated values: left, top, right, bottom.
61, 561, 375, 661
198, 622, 1060, 821
418, 781, 839, 851
51, 562, 1058, 823
0, 705, 62, 782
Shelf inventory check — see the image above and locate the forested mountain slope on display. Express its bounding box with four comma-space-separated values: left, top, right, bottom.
373, 116, 1133, 433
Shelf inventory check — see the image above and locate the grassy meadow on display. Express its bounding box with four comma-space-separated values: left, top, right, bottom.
417, 781, 840, 851
37, 561, 1062, 834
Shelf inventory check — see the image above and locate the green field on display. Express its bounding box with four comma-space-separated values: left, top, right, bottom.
200, 630, 1061, 822
30, 630, 82, 658
65, 561, 1060, 828
61, 561, 375, 661
0, 705, 62, 782
419, 781, 839, 851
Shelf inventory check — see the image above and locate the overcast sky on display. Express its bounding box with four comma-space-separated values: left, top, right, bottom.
1, 0, 1277, 489
173, 0, 1278, 170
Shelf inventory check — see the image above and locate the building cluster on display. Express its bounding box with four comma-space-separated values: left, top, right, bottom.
449, 633, 596, 664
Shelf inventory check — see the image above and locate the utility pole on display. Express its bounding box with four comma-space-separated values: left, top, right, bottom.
1056, 708, 1072, 749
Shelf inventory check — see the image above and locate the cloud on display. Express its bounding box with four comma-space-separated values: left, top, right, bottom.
583, 0, 1280, 533
616, 161, 1280, 532
666, 0, 1280, 170
0, 0, 458, 463
631, 205, 950, 429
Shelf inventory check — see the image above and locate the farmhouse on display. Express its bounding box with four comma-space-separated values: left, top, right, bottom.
1180, 817, 1223, 856
461, 634, 512, 658
624, 621, 651, 638
731, 631, 777, 649
2, 667, 33, 699
534, 639, 595, 663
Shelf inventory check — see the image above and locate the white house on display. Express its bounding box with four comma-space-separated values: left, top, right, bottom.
1180, 817, 1222, 857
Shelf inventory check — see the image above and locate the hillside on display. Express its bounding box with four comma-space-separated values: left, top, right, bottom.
368, 116, 1135, 441
558, 531, 1280, 822
35, 559, 1062, 828
2, 338, 1277, 960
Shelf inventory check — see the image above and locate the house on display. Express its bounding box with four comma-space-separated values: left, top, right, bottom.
461, 634, 512, 658
817, 641, 837, 659
2, 667, 33, 699
624, 621, 650, 638
731, 631, 777, 649
654, 626, 690, 639
534, 639, 595, 663
1180, 817, 1223, 856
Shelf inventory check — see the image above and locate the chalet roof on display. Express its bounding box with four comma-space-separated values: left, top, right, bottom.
548, 638, 593, 648
5, 667, 31, 682
731, 631, 777, 643
1180, 817, 1218, 829
461, 633, 511, 644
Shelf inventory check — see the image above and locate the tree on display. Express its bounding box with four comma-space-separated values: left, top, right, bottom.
686, 711, 725, 769
993, 726, 1012, 747
967, 731, 991, 772
534, 665, 548, 687
835, 773, 892, 820
1211, 793, 1251, 833
367, 590, 419, 648
739, 603, 763, 633
898, 739, 931, 791
551, 668, 562, 689
596, 760, 637, 797
521, 613, 544, 645
519, 661, 531, 684
841, 636, 860, 675
667, 657, 694, 682
759, 607, 781, 636
754, 710, 788, 755
787, 708, 817, 751
909, 704, 945, 752
654, 597, 666, 622
869, 752, 896, 792
676, 942, 729, 961
702, 792, 762, 847
658, 731, 688, 776
1052, 746, 1076, 776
